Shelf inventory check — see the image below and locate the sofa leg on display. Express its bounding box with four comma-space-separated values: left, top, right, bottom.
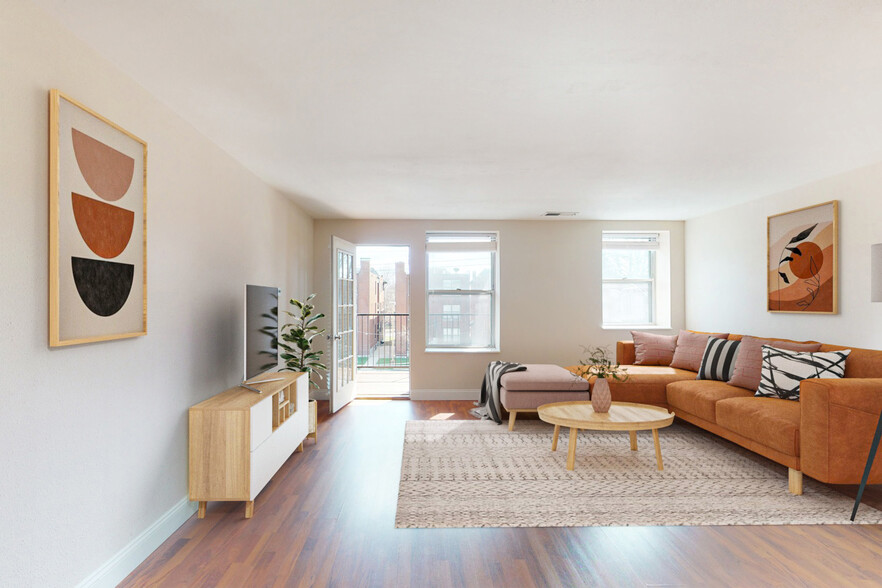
789, 468, 803, 495
508, 410, 517, 431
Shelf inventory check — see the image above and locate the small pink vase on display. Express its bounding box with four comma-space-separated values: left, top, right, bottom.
592, 377, 611, 413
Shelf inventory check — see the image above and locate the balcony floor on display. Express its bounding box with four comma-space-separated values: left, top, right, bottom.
356, 368, 409, 397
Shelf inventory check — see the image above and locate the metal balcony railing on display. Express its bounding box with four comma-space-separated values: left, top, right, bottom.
356, 313, 410, 368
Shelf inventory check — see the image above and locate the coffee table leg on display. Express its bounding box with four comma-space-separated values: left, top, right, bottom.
653, 428, 663, 471
552, 425, 560, 451
629, 430, 638, 451
567, 428, 578, 470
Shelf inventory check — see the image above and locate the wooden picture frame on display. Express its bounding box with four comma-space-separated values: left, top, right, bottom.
767, 200, 838, 314
49, 90, 147, 346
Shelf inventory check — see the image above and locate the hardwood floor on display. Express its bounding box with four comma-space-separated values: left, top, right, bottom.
122, 400, 882, 587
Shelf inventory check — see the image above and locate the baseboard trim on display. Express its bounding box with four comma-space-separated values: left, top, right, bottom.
410, 388, 479, 401
76, 497, 197, 588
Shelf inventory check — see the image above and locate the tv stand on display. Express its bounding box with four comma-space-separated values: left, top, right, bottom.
188, 371, 308, 518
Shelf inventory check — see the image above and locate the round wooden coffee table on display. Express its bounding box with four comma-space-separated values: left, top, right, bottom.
537, 401, 675, 471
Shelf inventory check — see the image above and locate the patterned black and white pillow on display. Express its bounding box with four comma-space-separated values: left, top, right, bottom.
756, 345, 851, 400
697, 338, 741, 381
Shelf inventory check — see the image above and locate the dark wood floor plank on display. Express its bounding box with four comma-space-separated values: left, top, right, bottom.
120, 399, 882, 587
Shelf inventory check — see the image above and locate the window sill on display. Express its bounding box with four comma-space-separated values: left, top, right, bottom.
601, 325, 672, 331
425, 347, 501, 354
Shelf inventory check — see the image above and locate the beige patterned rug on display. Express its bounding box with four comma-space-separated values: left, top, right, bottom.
395, 420, 882, 528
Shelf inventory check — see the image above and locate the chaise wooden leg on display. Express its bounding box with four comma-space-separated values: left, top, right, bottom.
508, 410, 517, 431
245, 501, 254, 518
789, 468, 803, 495
197, 501, 206, 519
297, 442, 304, 453
629, 430, 638, 451
552, 424, 560, 451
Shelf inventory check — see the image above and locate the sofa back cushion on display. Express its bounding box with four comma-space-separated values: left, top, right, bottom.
756, 346, 851, 400
670, 330, 729, 372
819, 344, 882, 377
728, 336, 821, 391
630, 331, 678, 366
697, 338, 742, 381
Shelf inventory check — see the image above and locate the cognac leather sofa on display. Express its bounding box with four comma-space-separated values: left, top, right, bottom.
596, 335, 882, 494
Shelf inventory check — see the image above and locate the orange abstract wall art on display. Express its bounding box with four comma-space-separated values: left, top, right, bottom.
767, 201, 838, 314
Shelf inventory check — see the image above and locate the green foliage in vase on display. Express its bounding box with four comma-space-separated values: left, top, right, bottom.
279, 294, 328, 388
576, 345, 629, 381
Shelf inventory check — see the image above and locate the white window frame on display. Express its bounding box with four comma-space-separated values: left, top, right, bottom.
425, 231, 500, 352
601, 231, 671, 329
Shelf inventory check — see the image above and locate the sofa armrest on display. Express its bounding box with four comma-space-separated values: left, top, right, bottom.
617, 341, 636, 365
800, 378, 882, 484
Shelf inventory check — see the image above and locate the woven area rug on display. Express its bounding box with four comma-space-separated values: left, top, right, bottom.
395, 420, 882, 528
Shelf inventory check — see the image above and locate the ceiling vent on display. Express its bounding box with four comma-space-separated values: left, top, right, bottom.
543, 211, 578, 217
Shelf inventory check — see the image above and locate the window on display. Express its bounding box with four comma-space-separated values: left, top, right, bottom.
602, 231, 671, 328
426, 232, 499, 351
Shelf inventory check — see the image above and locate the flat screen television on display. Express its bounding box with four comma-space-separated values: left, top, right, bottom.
244, 284, 280, 381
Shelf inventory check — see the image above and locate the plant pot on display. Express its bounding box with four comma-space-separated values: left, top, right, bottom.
592, 377, 611, 413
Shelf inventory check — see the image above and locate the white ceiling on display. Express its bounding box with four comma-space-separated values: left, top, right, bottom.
33, 0, 882, 220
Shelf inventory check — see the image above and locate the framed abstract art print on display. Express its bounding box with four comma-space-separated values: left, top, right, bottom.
767, 200, 838, 314
49, 90, 147, 346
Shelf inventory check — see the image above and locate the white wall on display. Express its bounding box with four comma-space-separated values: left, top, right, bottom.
314, 219, 685, 397
0, 2, 313, 586
686, 161, 882, 348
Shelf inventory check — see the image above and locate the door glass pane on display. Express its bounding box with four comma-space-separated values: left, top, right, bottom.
602, 282, 652, 324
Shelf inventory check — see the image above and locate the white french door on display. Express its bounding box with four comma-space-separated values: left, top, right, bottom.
331, 236, 357, 412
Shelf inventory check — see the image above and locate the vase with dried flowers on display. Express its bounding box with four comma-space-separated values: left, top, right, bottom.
576, 346, 629, 413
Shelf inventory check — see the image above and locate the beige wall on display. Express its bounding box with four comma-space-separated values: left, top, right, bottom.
686, 160, 882, 348
0, 2, 313, 586
314, 219, 685, 397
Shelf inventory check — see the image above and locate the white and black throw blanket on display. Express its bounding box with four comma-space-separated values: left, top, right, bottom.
469, 361, 526, 424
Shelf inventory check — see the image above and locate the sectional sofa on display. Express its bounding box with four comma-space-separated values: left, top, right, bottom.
606, 334, 882, 494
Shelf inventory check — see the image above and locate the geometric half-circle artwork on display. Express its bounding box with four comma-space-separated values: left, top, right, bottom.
71, 257, 135, 317
49, 90, 147, 346
71, 128, 135, 202
71, 192, 134, 259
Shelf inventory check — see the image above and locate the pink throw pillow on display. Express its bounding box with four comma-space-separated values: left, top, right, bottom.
631, 331, 678, 366
728, 337, 822, 391
669, 330, 729, 372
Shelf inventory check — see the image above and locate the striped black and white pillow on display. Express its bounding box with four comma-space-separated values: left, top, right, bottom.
756, 345, 851, 400
697, 338, 741, 381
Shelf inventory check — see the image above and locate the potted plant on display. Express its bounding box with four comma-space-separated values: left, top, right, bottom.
576, 346, 629, 413
279, 294, 328, 389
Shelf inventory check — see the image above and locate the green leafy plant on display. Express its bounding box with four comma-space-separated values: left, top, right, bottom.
279, 294, 328, 388
575, 345, 629, 381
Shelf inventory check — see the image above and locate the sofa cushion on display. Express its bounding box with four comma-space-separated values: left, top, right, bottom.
500, 364, 590, 391
819, 344, 882, 378
666, 380, 755, 423
716, 397, 801, 457
670, 330, 729, 372
697, 338, 741, 381
570, 365, 697, 407
500, 388, 590, 410
756, 346, 850, 400
728, 336, 822, 391
631, 331, 677, 366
